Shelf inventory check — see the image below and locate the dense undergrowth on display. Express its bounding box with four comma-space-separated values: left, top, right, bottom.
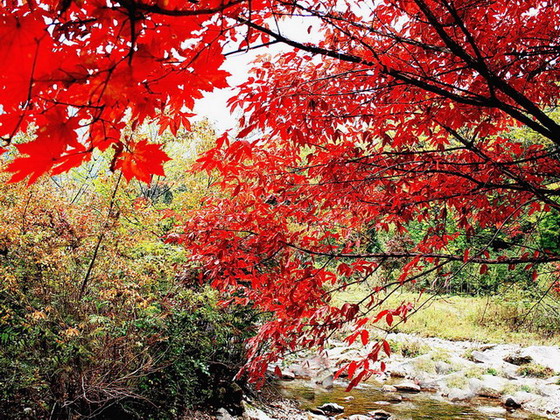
333, 197, 560, 345
0, 124, 257, 419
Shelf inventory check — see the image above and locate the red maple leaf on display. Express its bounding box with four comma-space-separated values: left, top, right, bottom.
114, 139, 171, 184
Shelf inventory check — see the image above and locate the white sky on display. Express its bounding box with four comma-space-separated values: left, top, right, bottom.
193, 16, 324, 132
192, 50, 256, 132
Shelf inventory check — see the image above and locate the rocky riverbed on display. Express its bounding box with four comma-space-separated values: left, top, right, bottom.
214, 333, 560, 419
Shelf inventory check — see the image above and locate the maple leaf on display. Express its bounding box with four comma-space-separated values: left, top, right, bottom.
6, 138, 62, 184
0, 112, 30, 139
51, 148, 91, 175
114, 140, 171, 184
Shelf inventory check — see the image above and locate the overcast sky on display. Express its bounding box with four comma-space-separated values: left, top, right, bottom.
193, 16, 323, 132
192, 50, 256, 132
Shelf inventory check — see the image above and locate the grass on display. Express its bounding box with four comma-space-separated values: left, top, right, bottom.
411, 357, 436, 374
387, 339, 430, 358
332, 286, 560, 346
464, 366, 484, 379
486, 367, 499, 376
520, 384, 534, 393
446, 374, 468, 389
516, 363, 555, 378
431, 349, 452, 362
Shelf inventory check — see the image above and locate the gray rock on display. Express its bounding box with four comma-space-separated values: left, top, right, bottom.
369, 410, 392, 419
504, 397, 522, 409
545, 375, 560, 384
343, 396, 355, 401
287, 333, 560, 420
317, 403, 344, 414
242, 402, 275, 420
447, 388, 474, 401
476, 406, 507, 416
289, 364, 312, 380
501, 364, 520, 379
468, 378, 483, 394
536, 383, 558, 397
386, 394, 403, 403
417, 378, 439, 392
309, 408, 326, 416
394, 381, 421, 393
308, 355, 332, 370
520, 346, 560, 372
477, 388, 502, 398
216, 408, 235, 420
435, 361, 453, 375
281, 371, 296, 380
477, 375, 508, 398
348, 415, 371, 420
306, 413, 331, 420
388, 368, 407, 378
480, 344, 497, 351
381, 385, 397, 392
504, 352, 532, 366
319, 374, 334, 389
508, 391, 536, 404
471, 350, 493, 364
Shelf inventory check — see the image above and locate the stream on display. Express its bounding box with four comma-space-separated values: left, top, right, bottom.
263, 333, 560, 419
278, 376, 549, 419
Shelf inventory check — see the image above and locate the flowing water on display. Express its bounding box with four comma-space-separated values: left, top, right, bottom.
279, 379, 548, 419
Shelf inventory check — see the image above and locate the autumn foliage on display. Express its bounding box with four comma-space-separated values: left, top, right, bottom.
2, 0, 560, 388
0, 128, 257, 418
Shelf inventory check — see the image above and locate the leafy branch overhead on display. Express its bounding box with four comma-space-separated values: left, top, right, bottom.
2, 0, 560, 388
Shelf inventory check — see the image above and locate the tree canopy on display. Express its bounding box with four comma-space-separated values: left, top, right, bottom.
2, 0, 560, 387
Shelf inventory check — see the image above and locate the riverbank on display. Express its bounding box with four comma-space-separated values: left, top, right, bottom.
198, 331, 560, 419
271, 333, 560, 419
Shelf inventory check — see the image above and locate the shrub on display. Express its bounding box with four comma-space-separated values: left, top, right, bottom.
386, 339, 429, 358
126, 289, 257, 419
0, 170, 257, 419
413, 358, 436, 374
516, 363, 555, 378
464, 366, 484, 379
446, 374, 468, 389
400, 341, 430, 358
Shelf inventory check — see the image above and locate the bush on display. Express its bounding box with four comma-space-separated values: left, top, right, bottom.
483, 287, 560, 337
539, 209, 560, 255
0, 171, 257, 419
387, 339, 429, 358
125, 289, 257, 419
0, 284, 255, 419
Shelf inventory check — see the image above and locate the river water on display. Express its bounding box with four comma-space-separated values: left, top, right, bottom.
280, 379, 548, 419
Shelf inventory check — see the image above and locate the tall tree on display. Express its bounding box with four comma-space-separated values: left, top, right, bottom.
2, 0, 560, 385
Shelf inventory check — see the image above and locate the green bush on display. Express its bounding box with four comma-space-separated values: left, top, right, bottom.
483, 286, 560, 336
486, 367, 499, 376
0, 285, 256, 420
387, 339, 430, 358
539, 209, 560, 254
124, 289, 257, 419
